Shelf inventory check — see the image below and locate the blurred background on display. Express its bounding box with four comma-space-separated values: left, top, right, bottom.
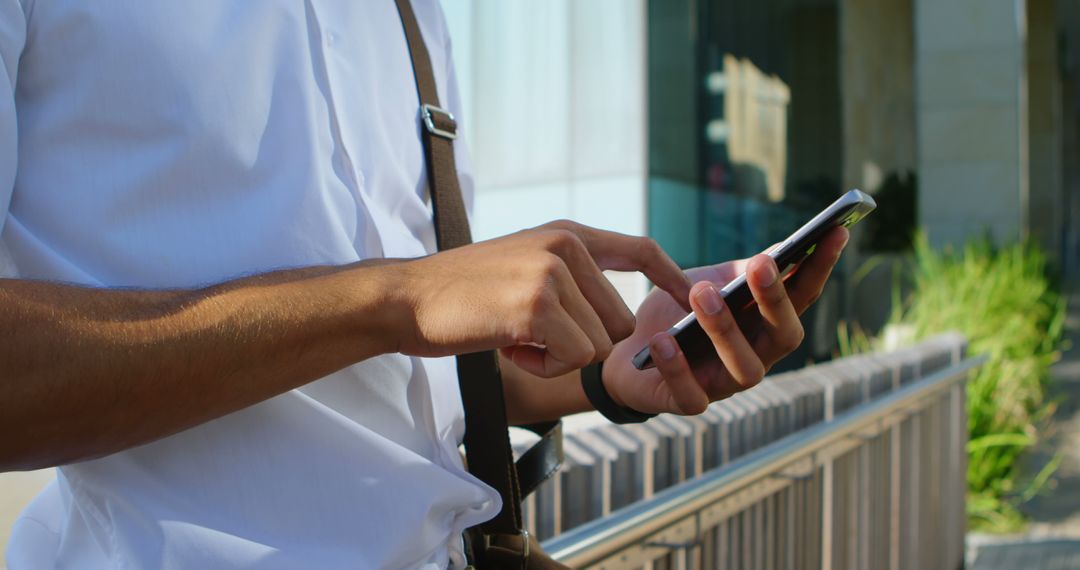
443, 0, 1079, 361
4, 0, 1080, 566
441, 0, 1080, 564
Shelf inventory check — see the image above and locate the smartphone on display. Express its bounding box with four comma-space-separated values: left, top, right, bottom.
632, 189, 877, 370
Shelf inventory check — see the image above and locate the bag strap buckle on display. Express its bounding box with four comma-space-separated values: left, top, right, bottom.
518, 529, 530, 561
483, 528, 531, 563
421, 103, 458, 140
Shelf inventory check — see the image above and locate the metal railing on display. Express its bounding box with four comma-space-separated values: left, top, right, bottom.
534, 335, 981, 569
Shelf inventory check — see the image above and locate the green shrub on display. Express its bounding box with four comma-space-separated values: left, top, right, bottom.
842, 233, 1066, 532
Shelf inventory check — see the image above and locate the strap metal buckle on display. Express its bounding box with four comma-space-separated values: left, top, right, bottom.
421, 103, 458, 140
519, 529, 530, 561
482, 529, 530, 562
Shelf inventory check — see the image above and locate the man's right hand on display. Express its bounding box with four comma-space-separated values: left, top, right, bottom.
390, 220, 692, 378
0, 219, 689, 469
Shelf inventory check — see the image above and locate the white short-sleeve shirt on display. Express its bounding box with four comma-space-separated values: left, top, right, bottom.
1, 1, 500, 568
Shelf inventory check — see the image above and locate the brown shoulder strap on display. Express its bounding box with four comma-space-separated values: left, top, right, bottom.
393, 0, 550, 537
393, 0, 472, 252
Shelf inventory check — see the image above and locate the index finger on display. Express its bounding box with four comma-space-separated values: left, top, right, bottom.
554, 223, 692, 311
784, 226, 849, 314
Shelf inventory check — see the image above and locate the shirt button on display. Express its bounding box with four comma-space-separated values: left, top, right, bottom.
326, 32, 337, 46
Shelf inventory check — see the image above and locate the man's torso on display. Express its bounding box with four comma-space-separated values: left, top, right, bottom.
2, 1, 496, 568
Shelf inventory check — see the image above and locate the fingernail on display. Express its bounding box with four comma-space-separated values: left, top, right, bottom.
695, 285, 724, 315
753, 261, 778, 286
654, 335, 677, 361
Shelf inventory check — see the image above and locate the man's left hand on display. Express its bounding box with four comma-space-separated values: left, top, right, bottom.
602, 226, 849, 415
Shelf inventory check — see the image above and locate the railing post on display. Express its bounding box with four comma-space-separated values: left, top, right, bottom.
819, 368, 835, 570
908, 410, 920, 570
889, 418, 901, 570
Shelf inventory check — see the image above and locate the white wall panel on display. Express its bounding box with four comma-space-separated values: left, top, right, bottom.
569, 0, 647, 180
442, 0, 651, 307
914, 0, 1028, 246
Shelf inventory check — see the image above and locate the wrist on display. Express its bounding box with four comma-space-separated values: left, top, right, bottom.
581, 362, 656, 424
600, 364, 628, 408
332, 259, 414, 357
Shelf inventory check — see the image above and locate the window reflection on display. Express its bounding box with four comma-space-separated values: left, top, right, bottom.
647, 0, 844, 366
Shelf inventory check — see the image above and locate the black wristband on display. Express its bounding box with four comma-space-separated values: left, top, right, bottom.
581, 362, 657, 424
